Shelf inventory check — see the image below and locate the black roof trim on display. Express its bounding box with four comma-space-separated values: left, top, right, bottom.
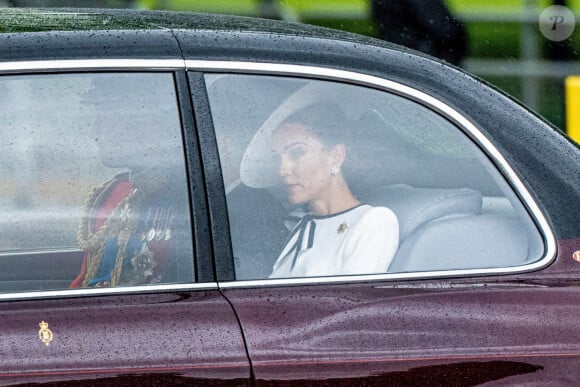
0, 8, 399, 49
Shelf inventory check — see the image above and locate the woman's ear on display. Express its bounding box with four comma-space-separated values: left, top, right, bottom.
332, 144, 346, 168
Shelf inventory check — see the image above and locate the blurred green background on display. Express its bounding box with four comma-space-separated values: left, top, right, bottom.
3, 0, 579, 133
139, 0, 580, 133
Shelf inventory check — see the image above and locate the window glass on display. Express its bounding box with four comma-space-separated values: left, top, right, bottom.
206, 73, 544, 280
0, 72, 194, 292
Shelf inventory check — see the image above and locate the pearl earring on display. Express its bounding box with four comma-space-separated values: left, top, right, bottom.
331, 166, 340, 175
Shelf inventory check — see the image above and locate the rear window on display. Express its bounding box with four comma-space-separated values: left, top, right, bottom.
205, 73, 544, 281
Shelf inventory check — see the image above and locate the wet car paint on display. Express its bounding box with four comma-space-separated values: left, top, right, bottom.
0, 291, 251, 384
223, 238, 580, 384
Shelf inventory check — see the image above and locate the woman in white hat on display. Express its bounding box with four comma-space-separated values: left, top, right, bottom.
244, 98, 399, 279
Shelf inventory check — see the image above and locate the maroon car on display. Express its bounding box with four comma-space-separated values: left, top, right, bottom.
0, 8, 578, 386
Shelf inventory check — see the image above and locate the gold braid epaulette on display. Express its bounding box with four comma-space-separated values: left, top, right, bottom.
77, 177, 142, 287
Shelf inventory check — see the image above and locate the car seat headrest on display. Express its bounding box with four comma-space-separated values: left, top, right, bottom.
363, 184, 482, 240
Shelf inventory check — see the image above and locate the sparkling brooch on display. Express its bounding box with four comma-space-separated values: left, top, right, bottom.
337, 222, 348, 234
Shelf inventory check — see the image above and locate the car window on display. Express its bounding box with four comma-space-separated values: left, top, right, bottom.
205, 73, 544, 281
0, 72, 195, 292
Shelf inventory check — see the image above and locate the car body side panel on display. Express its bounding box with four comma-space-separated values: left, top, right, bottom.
0, 291, 251, 384
224, 241, 580, 384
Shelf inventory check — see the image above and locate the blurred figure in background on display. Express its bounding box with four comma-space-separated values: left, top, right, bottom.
371, 0, 467, 66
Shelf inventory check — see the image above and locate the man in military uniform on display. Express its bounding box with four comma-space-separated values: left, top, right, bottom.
69, 73, 192, 288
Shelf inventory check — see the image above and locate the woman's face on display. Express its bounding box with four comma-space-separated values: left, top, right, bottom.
273, 123, 335, 204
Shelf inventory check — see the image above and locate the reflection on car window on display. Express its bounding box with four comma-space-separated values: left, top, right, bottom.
0, 73, 194, 292
206, 73, 544, 281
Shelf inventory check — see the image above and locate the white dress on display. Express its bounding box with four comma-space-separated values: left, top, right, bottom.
270, 204, 399, 278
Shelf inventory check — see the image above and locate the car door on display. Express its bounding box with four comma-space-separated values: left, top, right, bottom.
0, 65, 250, 384
196, 65, 580, 385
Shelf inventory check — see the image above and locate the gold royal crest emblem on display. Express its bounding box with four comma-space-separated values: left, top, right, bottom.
38, 321, 53, 346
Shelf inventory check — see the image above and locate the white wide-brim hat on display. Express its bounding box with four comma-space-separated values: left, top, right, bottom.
240, 81, 349, 188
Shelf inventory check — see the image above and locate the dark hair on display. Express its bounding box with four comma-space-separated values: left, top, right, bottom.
279, 101, 353, 148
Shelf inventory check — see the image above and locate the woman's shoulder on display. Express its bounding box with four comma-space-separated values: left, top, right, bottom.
345, 205, 399, 249
358, 205, 398, 225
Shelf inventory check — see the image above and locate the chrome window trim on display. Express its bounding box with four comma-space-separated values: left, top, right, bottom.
0, 248, 80, 258
0, 283, 219, 301
0, 59, 185, 73
184, 60, 557, 288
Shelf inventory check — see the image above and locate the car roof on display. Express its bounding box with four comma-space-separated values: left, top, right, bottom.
0, 7, 416, 64
0, 7, 388, 46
